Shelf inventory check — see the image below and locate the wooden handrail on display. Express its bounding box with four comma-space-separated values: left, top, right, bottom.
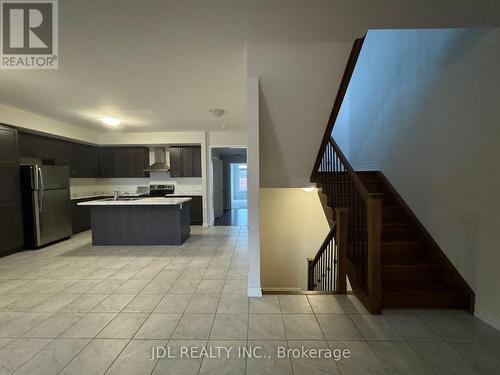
328, 138, 373, 200
310, 36, 365, 183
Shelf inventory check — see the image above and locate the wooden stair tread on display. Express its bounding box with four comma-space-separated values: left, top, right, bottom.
351, 222, 414, 226
381, 241, 427, 250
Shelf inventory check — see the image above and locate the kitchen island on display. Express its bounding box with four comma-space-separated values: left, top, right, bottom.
78, 197, 191, 246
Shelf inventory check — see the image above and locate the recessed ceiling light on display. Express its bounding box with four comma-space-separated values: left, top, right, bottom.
99, 116, 122, 126
221, 124, 228, 129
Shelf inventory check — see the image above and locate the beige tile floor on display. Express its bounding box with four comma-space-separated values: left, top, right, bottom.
0, 226, 499, 374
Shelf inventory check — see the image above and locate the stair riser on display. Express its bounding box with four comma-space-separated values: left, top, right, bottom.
382, 225, 420, 241
382, 208, 408, 222
323, 194, 399, 209
363, 181, 390, 194
381, 243, 426, 263
356, 172, 380, 183
379, 195, 399, 207
382, 293, 463, 309
348, 227, 420, 243
382, 266, 441, 283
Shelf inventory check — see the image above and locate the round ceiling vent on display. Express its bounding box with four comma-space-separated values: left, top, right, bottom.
209, 108, 225, 117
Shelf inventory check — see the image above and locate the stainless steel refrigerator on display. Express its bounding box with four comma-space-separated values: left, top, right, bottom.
20, 165, 72, 248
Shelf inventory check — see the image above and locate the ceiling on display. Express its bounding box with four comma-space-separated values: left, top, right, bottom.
0, 0, 248, 132
3, 0, 500, 136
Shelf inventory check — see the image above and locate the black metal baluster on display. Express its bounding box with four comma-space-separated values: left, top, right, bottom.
339, 162, 343, 208
325, 243, 329, 292
328, 241, 332, 291
320, 253, 323, 291
330, 240, 333, 291
332, 151, 336, 208
331, 239, 334, 291
313, 264, 315, 290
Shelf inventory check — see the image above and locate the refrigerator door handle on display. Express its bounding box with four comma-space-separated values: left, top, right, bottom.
39, 190, 43, 213
38, 166, 45, 213
38, 166, 45, 190
32, 192, 42, 245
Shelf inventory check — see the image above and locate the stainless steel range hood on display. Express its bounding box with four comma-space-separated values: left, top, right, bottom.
145, 147, 170, 172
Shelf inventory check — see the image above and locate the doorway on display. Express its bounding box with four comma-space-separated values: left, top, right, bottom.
212, 148, 247, 226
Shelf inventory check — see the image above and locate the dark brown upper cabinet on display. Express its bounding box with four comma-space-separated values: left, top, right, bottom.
18, 132, 150, 179
18, 132, 71, 166
130, 147, 150, 177
70, 143, 100, 178
0, 126, 19, 164
100, 147, 115, 178
169, 146, 201, 177
100, 147, 150, 178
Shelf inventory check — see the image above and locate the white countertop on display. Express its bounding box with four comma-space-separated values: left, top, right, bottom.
78, 197, 192, 206
71, 192, 202, 200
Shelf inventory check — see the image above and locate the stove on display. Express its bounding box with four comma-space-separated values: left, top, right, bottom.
149, 184, 175, 196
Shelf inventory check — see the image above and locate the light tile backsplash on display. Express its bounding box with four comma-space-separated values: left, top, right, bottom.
70, 173, 203, 199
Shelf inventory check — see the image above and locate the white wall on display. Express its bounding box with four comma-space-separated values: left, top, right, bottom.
70, 177, 202, 198
208, 131, 248, 148
247, 77, 261, 297
338, 28, 500, 328
260, 188, 330, 291
0, 104, 100, 143
332, 89, 350, 159
247, 0, 500, 188
247, 41, 351, 187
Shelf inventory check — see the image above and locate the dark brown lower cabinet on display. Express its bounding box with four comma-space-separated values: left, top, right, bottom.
71, 197, 105, 234
0, 206, 24, 255
175, 195, 203, 225
0, 124, 23, 256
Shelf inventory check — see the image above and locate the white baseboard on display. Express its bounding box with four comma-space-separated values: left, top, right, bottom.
261, 287, 302, 293
247, 287, 262, 297
352, 163, 380, 171
474, 305, 500, 331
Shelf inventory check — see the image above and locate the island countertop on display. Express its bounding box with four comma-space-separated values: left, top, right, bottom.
78, 197, 192, 206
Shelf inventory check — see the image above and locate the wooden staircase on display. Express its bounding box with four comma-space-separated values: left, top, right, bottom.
311, 140, 474, 313
308, 35, 474, 313
355, 171, 473, 310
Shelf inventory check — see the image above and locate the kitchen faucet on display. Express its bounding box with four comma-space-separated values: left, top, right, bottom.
113, 191, 130, 200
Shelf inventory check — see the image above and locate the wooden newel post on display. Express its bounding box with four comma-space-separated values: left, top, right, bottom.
367, 198, 382, 314
307, 258, 314, 290
335, 208, 349, 293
